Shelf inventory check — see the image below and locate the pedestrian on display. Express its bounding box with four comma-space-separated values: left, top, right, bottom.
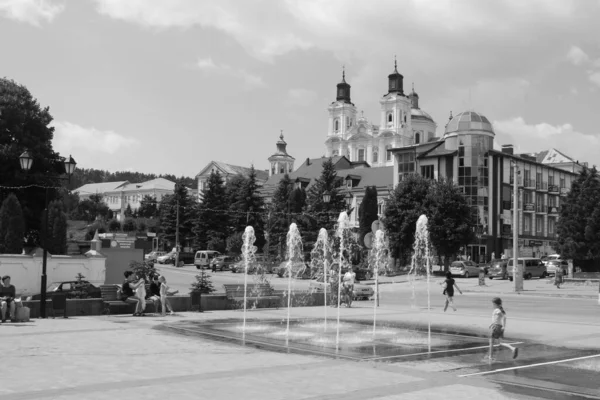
442, 272, 462, 312
134, 274, 147, 314
158, 276, 171, 316
121, 271, 142, 316
0, 276, 16, 322
554, 267, 563, 289
488, 297, 518, 360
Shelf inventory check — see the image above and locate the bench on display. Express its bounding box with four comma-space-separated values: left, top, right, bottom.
100, 285, 160, 315
223, 284, 280, 309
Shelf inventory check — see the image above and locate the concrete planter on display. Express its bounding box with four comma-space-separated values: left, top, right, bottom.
24, 298, 104, 318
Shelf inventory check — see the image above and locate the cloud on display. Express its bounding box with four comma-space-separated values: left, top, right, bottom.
286, 88, 318, 107
194, 57, 264, 89
493, 117, 600, 166
0, 0, 64, 26
51, 121, 139, 156
566, 45, 589, 65
588, 71, 600, 88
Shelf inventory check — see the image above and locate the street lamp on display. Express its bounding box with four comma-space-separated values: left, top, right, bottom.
322, 191, 331, 204
19, 151, 77, 318
345, 191, 354, 216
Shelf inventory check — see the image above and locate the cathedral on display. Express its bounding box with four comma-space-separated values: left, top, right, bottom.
325, 61, 437, 166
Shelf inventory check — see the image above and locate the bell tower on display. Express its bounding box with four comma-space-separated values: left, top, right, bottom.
268, 131, 295, 176
328, 66, 357, 139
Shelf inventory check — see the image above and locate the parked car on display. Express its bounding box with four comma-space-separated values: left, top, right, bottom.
507, 257, 547, 280
449, 260, 480, 278
308, 275, 374, 300
486, 259, 509, 280
157, 252, 175, 264
274, 261, 313, 279
541, 254, 561, 266
31, 281, 102, 300
160, 252, 195, 267
145, 251, 166, 262
194, 250, 222, 269
210, 255, 237, 271
545, 259, 568, 276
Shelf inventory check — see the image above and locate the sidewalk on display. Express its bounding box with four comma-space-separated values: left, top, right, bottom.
0, 310, 557, 400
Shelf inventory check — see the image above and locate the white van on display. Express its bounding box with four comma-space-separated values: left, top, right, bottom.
507, 257, 547, 280
194, 250, 221, 269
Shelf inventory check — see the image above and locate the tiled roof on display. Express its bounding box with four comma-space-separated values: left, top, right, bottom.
261, 156, 349, 188
210, 161, 269, 182
74, 181, 129, 195
338, 166, 393, 190
120, 178, 175, 192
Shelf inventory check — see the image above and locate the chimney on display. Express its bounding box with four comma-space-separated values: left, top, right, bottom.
502, 144, 514, 155
306, 158, 311, 166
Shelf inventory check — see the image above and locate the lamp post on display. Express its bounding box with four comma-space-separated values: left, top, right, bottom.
19, 151, 77, 318
511, 160, 523, 292
345, 191, 354, 217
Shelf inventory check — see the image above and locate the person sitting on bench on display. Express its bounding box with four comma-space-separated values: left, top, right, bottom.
0, 276, 16, 322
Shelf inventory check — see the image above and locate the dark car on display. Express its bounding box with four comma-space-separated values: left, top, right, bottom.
31, 281, 102, 300
486, 259, 509, 280
165, 252, 195, 267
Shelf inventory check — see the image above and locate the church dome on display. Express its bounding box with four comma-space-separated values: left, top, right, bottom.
411, 108, 434, 123
444, 111, 494, 135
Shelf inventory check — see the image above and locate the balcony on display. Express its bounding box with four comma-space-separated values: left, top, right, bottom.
509, 176, 523, 185
548, 205, 560, 214
524, 179, 536, 189
523, 203, 535, 213
536, 181, 548, 191
548, 185, 559, 193
502, 201, 512, 210
536, 204, 546, 213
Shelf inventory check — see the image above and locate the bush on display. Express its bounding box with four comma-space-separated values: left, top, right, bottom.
137, 220, 147, 232
122, 218, 136, 232
190, 269, 215, 294
85, 222, 106, 241
108, 219, 121, 232
0, 193, 25, 254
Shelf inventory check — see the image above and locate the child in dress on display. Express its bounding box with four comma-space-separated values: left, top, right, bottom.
134, 274, 147, 315
158, 276, 170, 316
488, 297, 519, 360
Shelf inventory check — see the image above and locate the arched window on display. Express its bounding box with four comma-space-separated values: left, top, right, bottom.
333, 150, 339, 156
388, 113, 393, 123
386, 145, 392, 161
415, 132, 420, 144
334, 119, 340, 132
373, 151, 378, 163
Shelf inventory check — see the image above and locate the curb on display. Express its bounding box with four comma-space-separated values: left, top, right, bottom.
462, 289, 596, 299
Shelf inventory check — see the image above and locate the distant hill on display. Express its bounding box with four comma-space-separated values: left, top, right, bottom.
69, 168, 196, 190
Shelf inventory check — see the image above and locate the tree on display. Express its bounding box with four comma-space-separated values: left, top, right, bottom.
304, 158, 347, 246
359, 186, 379, 247
138, 195, 158, 218
0, 193, 25, 254
77, 194, 109, 222
159, 182, 196, 250
231, 166, 265, 248
124, 204, 133, 218
190, 270, 215, 294
269, 174, 293, 258
0, 78, 65, 241
137, 220, 147, 232
226, 232, 244, 256
46, 200, 68, 255
193, 171, 228, 251
123, 218, 136, 233
382, 174, 431, 265
557, 167, 600, 264
108, 219, 121, 232
426, 179, 475, 271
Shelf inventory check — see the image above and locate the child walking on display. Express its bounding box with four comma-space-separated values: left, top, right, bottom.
442, 272, 462, 312
488, 297, 519, 360
158, 276, 171, 316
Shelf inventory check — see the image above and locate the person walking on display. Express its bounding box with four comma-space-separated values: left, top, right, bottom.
554, 267, 564, 289
442, 272, 462, 312
488, 297, 518, 361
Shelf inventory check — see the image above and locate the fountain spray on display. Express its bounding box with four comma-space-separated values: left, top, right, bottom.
409, 215, 432, 352
311, 228, 330, 331
285, 223, 303, 336
372, 229, 387, 337
335, 212, 350, 349
241, 226, 257, 337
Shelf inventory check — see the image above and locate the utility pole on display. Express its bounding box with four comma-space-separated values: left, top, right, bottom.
175, 184, 180, 268
512, 160, 523, 292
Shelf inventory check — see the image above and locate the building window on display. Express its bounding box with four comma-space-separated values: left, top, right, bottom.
536, 216, 543, 233
334, 119, 340, 132
358, 149, 365, 162
548, 175, 554, 186
421, 165, 434, 179
386, 145, 392, 161
388, 113, 393, 123
548, 218, 555, 234
415, 132, 420, 144
397, 152, 415, 177
560, 177, 565, 189
523, 214, 531, 234
332, 150, 339, 156
373, 151, 378, 163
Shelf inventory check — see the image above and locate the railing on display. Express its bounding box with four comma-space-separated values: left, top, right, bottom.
536, 204, 546, 213
547, 205, 560, 214
523, 203, 535, 212
523, 230, 532, 236
524, 179, 536, 188
536, 181, 548, 191
548, 185, 559, 193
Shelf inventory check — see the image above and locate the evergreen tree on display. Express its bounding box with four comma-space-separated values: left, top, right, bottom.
194, 171, 228, 252
124, 203, 133, 218
137, 195, 159, 218
231, 166, 265, 248
47, 200, 68, 255
382, 174, 431, 265
426, 179, 474, 271
123, 218, 136, 232
0, 193, 25, 254
305, 158, 346, 246
557, 167, 600, 262
158, 182, 196, 250
108, 219, 121, 232
76, 194, 109, 222
359, 186, 379, 247
270, 174, 293, 258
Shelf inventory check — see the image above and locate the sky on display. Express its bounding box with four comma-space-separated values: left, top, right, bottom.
1, 0, 599, 178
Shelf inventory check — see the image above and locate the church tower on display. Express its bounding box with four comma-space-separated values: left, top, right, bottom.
379, 58, 412, 147
327, 67, 358, 140
268, 131, 295, 176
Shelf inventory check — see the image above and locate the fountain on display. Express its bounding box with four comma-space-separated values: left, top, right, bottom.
408, 214, 433, 352
311, 228, 330, 331
284, 223, 304, 337
241, 226, 257, 336
335, 211, 351, 349
371, 229, 388, 337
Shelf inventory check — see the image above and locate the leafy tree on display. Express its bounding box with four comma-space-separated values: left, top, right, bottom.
137, 220, 147, 232
557, 167, 600, 263
359, 186, 379, 247
123, 218, 136, 232
305, 158, 346, 246
382, 174, 431, 265
231, 166, 265, 247
108, 219, 121, 232
193, 171, 228, 251
77, 194, 109, 222
124, 203, 133, 218
159, 182, 196, 250
0, 78, 66, 241
129, 260, 158, 281
0, 193, 25, 254
137, 195, 158, 218
226, 232, 244, 256
426, 179, 474, 271
85, 221, 106, 241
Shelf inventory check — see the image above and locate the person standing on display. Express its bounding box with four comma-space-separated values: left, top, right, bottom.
342, 268, 356, 308
442, 272, 462, 312
121, 271, 142, 316
554, 266, 564, 289
488, 297, 518, 360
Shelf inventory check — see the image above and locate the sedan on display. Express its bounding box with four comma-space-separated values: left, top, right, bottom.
487, 259, 509, 280
449, 261, 480, 278
31, 281, 102, 300
210, 256, 237, 271
308, 276, 374, 300
545, 259, 568, 276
